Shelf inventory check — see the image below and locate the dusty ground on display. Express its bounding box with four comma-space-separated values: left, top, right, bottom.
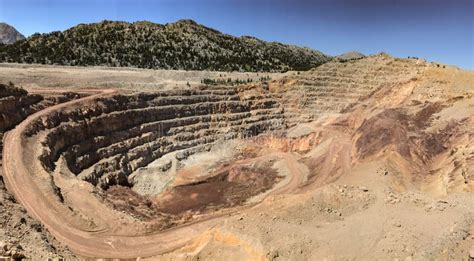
0, 57, 473, 260
0, 63, 287, 92
0, 173, 74, 259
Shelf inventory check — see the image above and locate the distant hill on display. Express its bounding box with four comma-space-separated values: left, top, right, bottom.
0, 19, 331, 72
0, 23, 25, 44
335, 51, 365, 62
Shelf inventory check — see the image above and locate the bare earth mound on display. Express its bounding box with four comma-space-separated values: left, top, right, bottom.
0, 54, 473, 259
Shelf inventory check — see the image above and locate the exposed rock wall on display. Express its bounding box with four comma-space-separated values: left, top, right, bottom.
0, 83, 81, 166
1, 84, 82, 132
29, 86, 285, 189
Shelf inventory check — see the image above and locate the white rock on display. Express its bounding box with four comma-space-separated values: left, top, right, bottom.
469, 248, 474, 260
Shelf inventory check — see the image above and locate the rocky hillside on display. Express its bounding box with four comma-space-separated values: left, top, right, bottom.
0, 23, 25, 44
335, 51, 365, 62
0, 20, 330, 72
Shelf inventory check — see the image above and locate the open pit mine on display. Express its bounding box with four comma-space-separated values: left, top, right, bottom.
0, 54, 473, 260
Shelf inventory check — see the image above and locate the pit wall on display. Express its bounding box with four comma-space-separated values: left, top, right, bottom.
26, 86, 286, 188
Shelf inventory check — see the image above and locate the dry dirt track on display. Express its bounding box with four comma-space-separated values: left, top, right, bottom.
1, 88, 313, 258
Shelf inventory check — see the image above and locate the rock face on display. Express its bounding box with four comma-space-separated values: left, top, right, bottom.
0, 83, 81, 164
0, 84, 79, 133
0, 82, 82, 170
0, 82, 79, 155
0, 23, 25, 44
27, 85, 285, 189
0, 19, 330, 71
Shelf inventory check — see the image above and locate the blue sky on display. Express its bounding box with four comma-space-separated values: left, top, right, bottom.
0, 0, 473, 69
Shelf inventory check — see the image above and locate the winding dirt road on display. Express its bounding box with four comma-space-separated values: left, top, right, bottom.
1, 88, 310, 258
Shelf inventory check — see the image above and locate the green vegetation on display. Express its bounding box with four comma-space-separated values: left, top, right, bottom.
200, 76, 271, 86
0, 20, 331, 72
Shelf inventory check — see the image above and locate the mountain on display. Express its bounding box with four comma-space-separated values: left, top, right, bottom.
0, 19, 331, 72
335, 51, 365, 62
0, 23, 25, 44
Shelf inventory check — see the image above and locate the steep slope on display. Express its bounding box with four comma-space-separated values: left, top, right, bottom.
0, 23, 25, 44
0, 19, 330, 71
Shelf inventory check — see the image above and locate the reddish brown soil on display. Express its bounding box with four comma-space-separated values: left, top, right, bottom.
102, 162, 281, 231
104, 186, 164, 219
354, 102, 459, 164
154, 164, 281, 215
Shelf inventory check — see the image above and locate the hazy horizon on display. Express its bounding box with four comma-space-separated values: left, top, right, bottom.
0, 0, 473, 69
